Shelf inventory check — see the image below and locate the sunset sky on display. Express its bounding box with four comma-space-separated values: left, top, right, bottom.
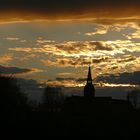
1, 0, 140, 88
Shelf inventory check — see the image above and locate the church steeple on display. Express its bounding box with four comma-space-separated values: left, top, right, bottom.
84, 65, 95, 98
87, 65, 92, 84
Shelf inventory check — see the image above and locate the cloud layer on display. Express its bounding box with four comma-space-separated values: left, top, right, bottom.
1, 0, 140, 23
1, 21, 140, 87
0, 65, 42, 76
42, 70, 140, 88
0, 54, 13, 64
9, 36, 140, 79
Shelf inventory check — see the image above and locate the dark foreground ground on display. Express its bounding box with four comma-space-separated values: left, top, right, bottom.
1, 76, 140, 138
1, 97, 140, 139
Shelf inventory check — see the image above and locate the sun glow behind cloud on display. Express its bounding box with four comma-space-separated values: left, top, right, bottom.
0, 20, 140, 88
9, 39, 138, 58
39, 79, 139, 88
101, 83, 139, 88
9, 38, 140, 74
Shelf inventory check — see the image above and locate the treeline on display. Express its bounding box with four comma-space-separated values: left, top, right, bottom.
0, 75, 31, 127
1, 75, 140, 138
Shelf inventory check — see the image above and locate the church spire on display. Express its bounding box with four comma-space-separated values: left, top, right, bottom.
84, 64, 95, 98
87, 65, 92, 84
86, 62, 93, 85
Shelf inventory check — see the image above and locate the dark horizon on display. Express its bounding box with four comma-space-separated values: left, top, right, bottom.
1, 74, 140, 138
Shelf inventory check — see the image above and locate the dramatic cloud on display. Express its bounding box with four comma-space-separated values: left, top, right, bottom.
9, 41, 114, 57
1, 0, 140, 23
41, 56, 112, 67
46, 79, 83, 87
96, 71, 140, 86
2, 21, 140, 86
116, 55, 136, 63
41, 54, 140, 80
10, 35, 140, 60
9, 39, 140, 59
43, 72, 140, 87
9, 36, 140, 79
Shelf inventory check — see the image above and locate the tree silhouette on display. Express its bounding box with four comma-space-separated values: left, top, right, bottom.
0, 75, 29, 126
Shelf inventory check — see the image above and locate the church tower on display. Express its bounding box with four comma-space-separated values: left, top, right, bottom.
84, 65, 95, 98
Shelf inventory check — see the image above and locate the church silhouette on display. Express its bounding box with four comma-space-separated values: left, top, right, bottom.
84, 65, 95, 98
63, 64, 132, 113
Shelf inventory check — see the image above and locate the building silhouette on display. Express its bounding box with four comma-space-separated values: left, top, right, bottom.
84, 65, 95, 98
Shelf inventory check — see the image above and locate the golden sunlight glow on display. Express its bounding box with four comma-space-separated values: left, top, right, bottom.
102, 83, 139, 88
0, 54, 13, 64
46, 80, 84, 87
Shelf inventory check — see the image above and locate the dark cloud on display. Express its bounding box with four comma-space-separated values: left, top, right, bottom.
10, 41, 113, 57
116, 55, 136, 63
96, 71, 140, 85
47, 70, 140, 86
110, 65, 118, 70
89, 42, 113, 51
0, 0, 140, 22
42, 56, 112, 67
0, 65, 32, 75
1, 0, 139, 11
92, 56, 111, 63
56, 77, 76, 81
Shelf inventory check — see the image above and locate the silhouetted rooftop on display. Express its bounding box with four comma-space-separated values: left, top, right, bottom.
63, 95, 133, 113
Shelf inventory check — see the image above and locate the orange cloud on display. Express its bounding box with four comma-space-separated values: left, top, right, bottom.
85, 25, 109, 36
0, 54, 13, 64
41, 56, 112, 68
10, 41, 114, 58
46, 79, 84, 87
